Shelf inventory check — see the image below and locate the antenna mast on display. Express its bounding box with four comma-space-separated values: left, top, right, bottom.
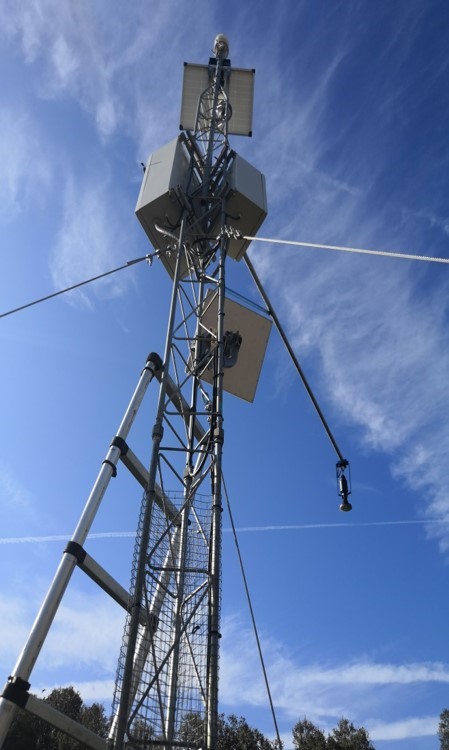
0, 34, 265, 750
0, 34, 351, 750
110, 34, 266, 750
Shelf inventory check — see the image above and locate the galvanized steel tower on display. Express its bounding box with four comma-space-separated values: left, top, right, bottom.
0, 35, 269, 750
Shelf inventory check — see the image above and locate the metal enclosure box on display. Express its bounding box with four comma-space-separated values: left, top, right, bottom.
135, 136, 192, 278
223, 154, 267, 261
136, 137, 268, 277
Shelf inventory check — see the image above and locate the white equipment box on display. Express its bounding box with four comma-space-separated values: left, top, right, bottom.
136, 136, 267, 277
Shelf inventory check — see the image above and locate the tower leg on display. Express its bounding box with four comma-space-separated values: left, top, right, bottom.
0, 353, 162, 747
206, 218, 227, 750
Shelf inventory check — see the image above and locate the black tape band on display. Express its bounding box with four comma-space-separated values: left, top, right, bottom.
64, 541, 87, 565
1, 677, 30, 708
146, 352, 163, 372
111, 436, 128, 455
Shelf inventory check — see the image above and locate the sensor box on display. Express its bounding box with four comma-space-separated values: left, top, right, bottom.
135, 136, 192, 278
136, 137, 268, 278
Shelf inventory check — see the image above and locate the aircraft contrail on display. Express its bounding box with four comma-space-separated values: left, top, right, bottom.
0, 519, 445, 545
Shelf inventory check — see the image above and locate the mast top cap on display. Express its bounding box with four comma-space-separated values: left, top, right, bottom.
214, 34, 229, 60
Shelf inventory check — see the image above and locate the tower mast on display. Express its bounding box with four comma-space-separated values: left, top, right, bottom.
0, 35, 267, 750
0, 33, 353, 750
110, 33, 263, 750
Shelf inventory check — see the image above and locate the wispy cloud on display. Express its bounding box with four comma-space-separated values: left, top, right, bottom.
0, 1, 210, 146
0, 106, 52, 223
0, 2, 122, 140
2, 519, 447, 545
0, 590, 443, 743
0, 596, 34, 663
368, 715, 438, 742
0, 461, 35, 514
219, 617, 443, 742
262, 239, 449, 551
50, 174, 134, 306
296, 662, 449, 686
0, 588, 123, 675
43, 592, 124, 671
242, 6, 449, 554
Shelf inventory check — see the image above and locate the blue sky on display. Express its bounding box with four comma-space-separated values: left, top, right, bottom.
1, 2, 449, 749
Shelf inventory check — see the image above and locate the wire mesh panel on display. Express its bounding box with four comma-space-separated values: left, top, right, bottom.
112, 491, 211, 749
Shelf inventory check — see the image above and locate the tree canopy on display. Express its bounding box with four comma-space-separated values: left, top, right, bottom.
327, 718, 374, 750
178, 711, 279, 750
218, 714, 278, 750
292, 718, 327, 750
439, 709, 449, 750
293, 717, 374, 750
4, 686, 108, 750
4, 684, 380, 750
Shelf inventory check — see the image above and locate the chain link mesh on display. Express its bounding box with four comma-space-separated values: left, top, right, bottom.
112, 490, 212, 748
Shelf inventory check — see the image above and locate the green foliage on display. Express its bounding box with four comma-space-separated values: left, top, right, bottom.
218, 714, 278, 750
178, 711, 205, 746
5, 685, 377, 750
177, 711, 280, 750
326, 718, 374, 750
292, 718, 327, 749
292, 717, 374, 750
4, 686, 108, 750
439, 709, 449, 750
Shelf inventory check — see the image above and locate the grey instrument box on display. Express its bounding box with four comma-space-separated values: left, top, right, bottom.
136, 136, 267, 277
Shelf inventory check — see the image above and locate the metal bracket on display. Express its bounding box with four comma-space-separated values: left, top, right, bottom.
222, 225, 243, 240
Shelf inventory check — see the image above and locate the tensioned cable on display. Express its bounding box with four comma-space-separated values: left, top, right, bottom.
0, 255, 151, 319
223, 476, 283, 749
244, 254, 345, 463
243, 235, 449, 265
5, 235, 444, 320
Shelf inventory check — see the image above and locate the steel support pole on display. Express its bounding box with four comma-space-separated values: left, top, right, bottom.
0, 354, 162, 748
203, 61, 223, 195
206, 209, 227, 750
244, 255, 345, 463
